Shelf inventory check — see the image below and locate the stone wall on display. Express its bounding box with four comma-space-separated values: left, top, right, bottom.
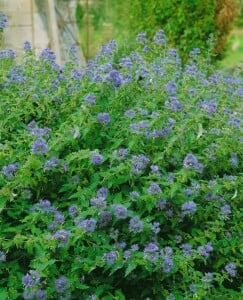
0, 0, 85, 66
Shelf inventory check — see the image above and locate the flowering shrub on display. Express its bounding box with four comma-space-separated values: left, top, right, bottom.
0, 30, 242, 299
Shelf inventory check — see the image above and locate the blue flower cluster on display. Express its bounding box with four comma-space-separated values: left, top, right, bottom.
183, 153, 204, 173
27, 121, 50, 155
0, 12, 7, 29
22, 270, 47, 300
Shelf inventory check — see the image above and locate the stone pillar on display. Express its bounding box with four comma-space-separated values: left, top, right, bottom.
54, 0, 85, 66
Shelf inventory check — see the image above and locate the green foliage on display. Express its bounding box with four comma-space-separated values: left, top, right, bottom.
76, 3, 85, 29
108, 0, 239, 61
0, 32, 242, 299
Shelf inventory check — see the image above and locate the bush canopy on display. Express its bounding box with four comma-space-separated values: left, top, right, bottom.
0, 30, 242, 299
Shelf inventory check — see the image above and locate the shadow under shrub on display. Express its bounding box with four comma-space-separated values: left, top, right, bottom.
0, 30, 242, 299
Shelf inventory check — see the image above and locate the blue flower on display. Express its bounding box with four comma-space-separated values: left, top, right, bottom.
53, 230, 70, 247
0, 250, 6, 262
220, 204, 231, 215
87, 295, 97, 300
113, 148, 128, 161
55, 276, 70, 293
31, 138, 49, 155
184, 188, 193, 196
23, 41, 32, 51
104, 69, 122, 87
105, 251, 118, 265
23, 290, 35, 299
189, 48, 201, 57
71, 70, 83, 81
90, 197, 107, 209
129, 216, 143, 233
112, 205, 127, 219
143, 45, 150, 52
36, 289, 47, 300
225, 263, 237, 277
131, 154, 150, 174
148, 182, 161, 195
197, 242, 213, 259
43, 157, 60, 171
79, 218, 96, 232
130, 191, 140, 201
165, 96, 183, 111
131, 244, 139, 251
36, 199, 53, 213
119, 57, 133, 69
114, 241, 126, 249
183, 153, 202, 171
181, 201, 197, 215
228, 117, 241, 129
53, 212, 65, 224
180, 243, 193, 257
231, 153, 238, 166
165, 81, 177, 95
97, 113, 110, 125
22, 270, 41, 287
98, 211, 112, 228
68, 205, 78, 218
157, 198, 167, 210
91, 153, 104, 165
130, 120, 150, 134
143, 243, 159, 263
153, 29, 166, 44
202, 272, 213, 283
96, 187, 108, 199
84, 93, 96, 105
2, 163, 19, 178
0, 49, 16, 59
124, 250, 131, 260
166, 172, 174, 182
136, 32, 148, 44
124, 109, 136, 118
0, 12, 8, 29
198, 100, 218, 115
161, 255, 174, 273
151, 222, 160, 234
39, 48, 56, 61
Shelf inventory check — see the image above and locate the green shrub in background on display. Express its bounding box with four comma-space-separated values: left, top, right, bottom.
101, 0, 240, 62
76, 1, 112, 59
117, 0, 238, 59
0, 29, 242, 299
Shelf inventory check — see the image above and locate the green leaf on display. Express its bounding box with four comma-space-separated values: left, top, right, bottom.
115, 289, 125, 300
109, 261, 124, 275
196, 123, 203, 139
74, 282, 90, 290
125, 262, 137, 277
0, 289, 8, 300
0, 197, 7, 213
231, 190, 237, 199
101, 296, 113, 300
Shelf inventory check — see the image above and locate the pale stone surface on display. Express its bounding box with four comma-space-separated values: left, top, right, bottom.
32, 12, 50, 54
1, 0, 31, 13
0, 0, 85, 65
1, 0, 34, 56
54, 0, 85, 65
1, 25, 32, 58
6, 13, 32, 26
